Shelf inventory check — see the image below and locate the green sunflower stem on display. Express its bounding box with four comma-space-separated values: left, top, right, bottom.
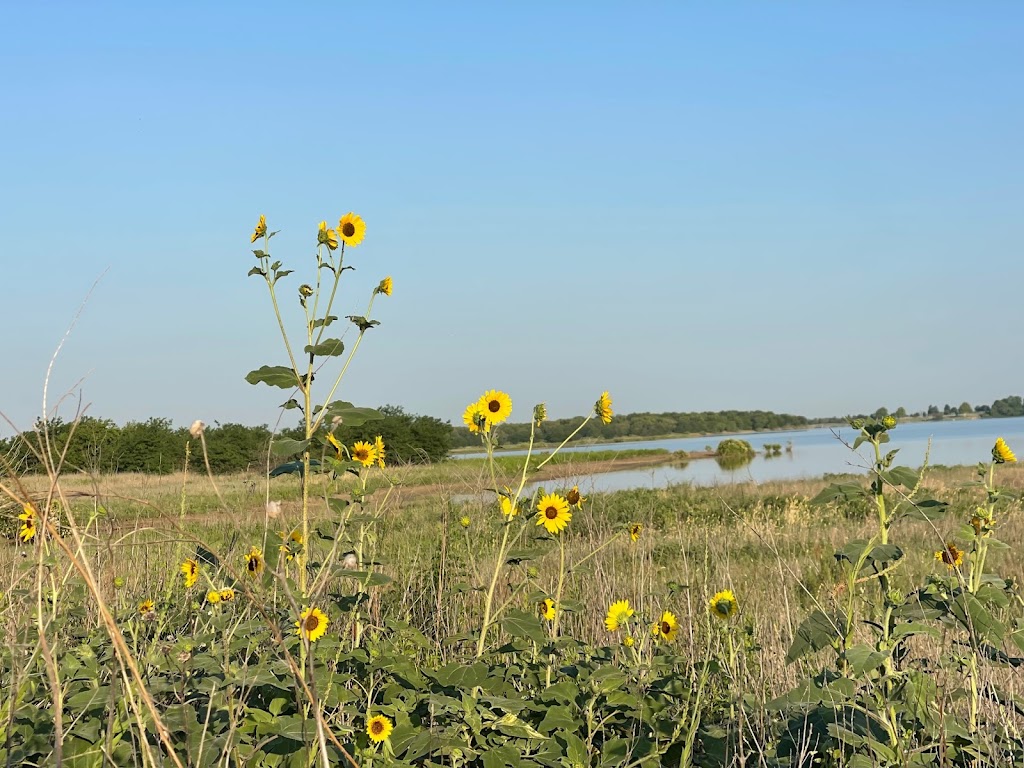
545, 535, 567, 687
534, 414, 593, 470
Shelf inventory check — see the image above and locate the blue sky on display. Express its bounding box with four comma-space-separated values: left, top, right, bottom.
1, 2, 1022, 436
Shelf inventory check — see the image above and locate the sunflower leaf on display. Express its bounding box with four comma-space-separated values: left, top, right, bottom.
245, 365, 300, 389
304, 339, 345, 357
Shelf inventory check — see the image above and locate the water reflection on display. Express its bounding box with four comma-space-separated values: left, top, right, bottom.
512, 416, 1024, 495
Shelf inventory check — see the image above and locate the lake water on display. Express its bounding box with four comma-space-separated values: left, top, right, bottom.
462, 416, 1024, 494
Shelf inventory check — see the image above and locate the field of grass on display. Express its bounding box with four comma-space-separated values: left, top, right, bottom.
3, 446, 1023, 766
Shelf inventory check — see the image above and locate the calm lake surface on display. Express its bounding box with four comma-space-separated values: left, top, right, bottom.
462, 417, 1024, 493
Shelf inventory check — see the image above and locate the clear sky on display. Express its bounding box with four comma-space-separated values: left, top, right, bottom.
1, 2, 1022, 436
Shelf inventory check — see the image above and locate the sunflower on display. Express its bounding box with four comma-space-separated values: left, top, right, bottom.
17, 503, 36, 543
295, 606, 329, 642
138, 600, 154, 615
279, 529, 303, 562
206, 590, 221, 604
299, 283, 314, 298
565, 485, 586, 508
536, 493, 572, 535
366, 714, 393, 743
327, 432, 343, 457
538, 598, 556, 621
338, 212, 366, 247
629, 523, 643, 543
652, 610, 678, 642
244, 547, 264, 577
479, 390, 512, 426
595, 391, 614, 424
463, 400, 488, 434
376, 276, 393, 296
180, 558, 200, 588
459, 515, 471, 528
623, 636, 635, 647
935, 542, 964, 569
374, 435, 386, 468
219, 588, 235, 602
351, 440, 378, 468
709, 590, 738, 620
318, 220, 339, 250
604, 599, 634, 632
500, 496, 518, 519
251, 214, 266, 243
993, 437, 1017, 464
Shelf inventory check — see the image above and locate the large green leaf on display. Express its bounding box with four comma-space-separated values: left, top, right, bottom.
501, 610, 549, 645
270, 438, 310, 456
810, 482, 868, 505
317, 400, 384, 427
786, 610, 844, 663
245, 365, 300, 389
304, 339, 345, 357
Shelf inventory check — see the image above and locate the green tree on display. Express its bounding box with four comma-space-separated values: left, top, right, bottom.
958, 401, 972, 414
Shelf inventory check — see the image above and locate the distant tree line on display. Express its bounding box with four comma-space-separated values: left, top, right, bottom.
0, 406, 452, 475
451, 409, 827, 449
863, 395, 1024, 421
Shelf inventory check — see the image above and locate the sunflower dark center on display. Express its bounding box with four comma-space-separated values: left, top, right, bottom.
342, 222, 356, 237
661, 621, 671, 634
370, 720, 384, 735
545, 507, 559, 519
248, 557, 259, 572
304, 614, 320, 631
487, 399, 501, 413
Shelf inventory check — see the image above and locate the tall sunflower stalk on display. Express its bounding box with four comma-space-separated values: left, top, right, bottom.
248, 213, 386, 597
466, 392, 614, 658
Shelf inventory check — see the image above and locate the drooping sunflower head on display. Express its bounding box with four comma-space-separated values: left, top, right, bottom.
206, 590, 221, 605
604, 599, 634, 632
565, 485, 586, 508
138, 599, 155, 615
180, 558, 200, 589
251, 214, 267, 243
629, 523, 643, 543
219, 588, 235, 602
993, 437, 1017, 464
376, 276, 393, 296
935, 542, 964, 569
595, 391, 614, 424
500, 496, 518, 519
351, 440, 378, 468
366, 714, 393, 743
652, 610, 678, 642
338, 212, 366, 247
479, 390, 513, 426
318, 220, 339, 250
463, 400, 489, 434
538, 598, 556, 621
17, 503, 36, 543
245, 547, 264, 578
535, 493, 572, 535
326, 432, 343, 457
709, 590, 738, 620
374, 435, 386, 468
295, 606, 329, 642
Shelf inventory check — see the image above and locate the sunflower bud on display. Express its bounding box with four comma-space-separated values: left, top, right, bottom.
881, 415, 897, 430
299, 284, 314, 299
533, 403, 547, 425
